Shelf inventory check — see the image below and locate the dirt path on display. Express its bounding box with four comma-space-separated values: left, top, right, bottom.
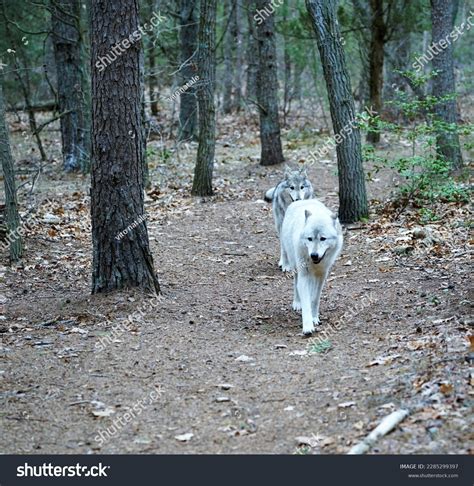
1, 152, 472, 454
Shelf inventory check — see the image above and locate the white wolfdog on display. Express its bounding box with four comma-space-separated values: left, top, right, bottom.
280, 199, 343, 335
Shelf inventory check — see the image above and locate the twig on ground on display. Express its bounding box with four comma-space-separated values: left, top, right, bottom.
347, 408, 410, 454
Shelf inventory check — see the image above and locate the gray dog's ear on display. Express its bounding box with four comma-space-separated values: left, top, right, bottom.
305, 210, 312, 221
299, 165, 307, 177
284, 165, 292, 179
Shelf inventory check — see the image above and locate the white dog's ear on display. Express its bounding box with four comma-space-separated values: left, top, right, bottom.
299, 165, 307, 177
284, 165, 292, 179
305, 210, 312, 221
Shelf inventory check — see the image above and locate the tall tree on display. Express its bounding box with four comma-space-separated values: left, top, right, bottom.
223, 0, 236, 114
367, 0, 387, 143
178, 0, 199, 141
191, 0, 217, 196
90, 0, 160, 293
1, 7, 48, 162
246, 3, 258, 101
255, 0, 284, 166
146, 0, 159, 117
51, 0, 89, 172
0, 79, 22, 262
223, 0, 242, 113
306, 0, 368, 223
232, 0, 244, 111
430, 0, 463, 170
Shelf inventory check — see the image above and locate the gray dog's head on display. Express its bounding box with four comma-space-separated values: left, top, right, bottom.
282, 166, 313, 202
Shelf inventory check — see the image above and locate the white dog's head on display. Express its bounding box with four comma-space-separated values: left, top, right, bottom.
302, 210, 341, 265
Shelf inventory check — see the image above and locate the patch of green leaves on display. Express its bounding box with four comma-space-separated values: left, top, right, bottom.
308, 339, 332, 354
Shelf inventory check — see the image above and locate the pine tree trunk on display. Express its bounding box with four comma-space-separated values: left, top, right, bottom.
232, 0, 243, 111
431, 0, 463, 170
306, 0, 368, 223
246, 3, 258, 101
223, 0, 236, 114
90, 0, 160, 294
178, 0, 199, 141
145, 0, 159, 117
0, 80, 23, 262
367, 0, 386, 144
255, 0, 284, 166
283, 4, 292, 123
52, 0, 88, 172
191, 0, 217, 196
148, 39, 159, 116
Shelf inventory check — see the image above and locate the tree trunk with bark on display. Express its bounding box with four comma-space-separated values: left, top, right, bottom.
178, 0, 199, 141
52, 0, 88, 171
90, 0, 160, 294
306, 0, 368, 223
0, 80, 23, 262
430, 0, 463, 170
191, 0, 217, 196
148, 39, 159, 116
255, 0, 284, 166
246, 2, 258, 101
232, 0, 243, 111
223, 0, 236, 114
367, 0, 387, 144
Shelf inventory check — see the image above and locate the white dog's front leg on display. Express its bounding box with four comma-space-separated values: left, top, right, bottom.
292, 273, 301, 311
279, 246, 291, 272
311, 272, 327, 325
297, 273, 315, 335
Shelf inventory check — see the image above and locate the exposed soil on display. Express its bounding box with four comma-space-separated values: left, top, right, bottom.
1, 117, 472, 454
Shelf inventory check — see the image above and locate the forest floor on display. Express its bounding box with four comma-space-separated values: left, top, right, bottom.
1, 112, 472, 454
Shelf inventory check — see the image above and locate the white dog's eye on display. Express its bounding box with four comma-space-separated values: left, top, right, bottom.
300, 186, 304, 190
308, 237, 313, 242
320, 237, 326, 241
290, 186, 295, 190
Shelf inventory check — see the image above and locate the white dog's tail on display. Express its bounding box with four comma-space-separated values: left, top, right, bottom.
264, 187, 275, 202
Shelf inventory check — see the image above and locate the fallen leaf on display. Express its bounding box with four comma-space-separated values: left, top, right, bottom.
216, 383, 234, 390
367, 354, 401, 366
289, 350, 308, 356
91, 407, 115, 418
338, 401, 355, 408
440, 383, 453, 395
175, 433, 193, 442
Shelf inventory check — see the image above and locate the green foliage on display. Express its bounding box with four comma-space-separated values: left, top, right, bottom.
361, 70, 472, 215
308, 339, 332, 354
294, 445, 312, 455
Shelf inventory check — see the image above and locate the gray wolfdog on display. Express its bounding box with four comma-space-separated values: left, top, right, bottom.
264, 167, 314, 267
280, 199, 343, 335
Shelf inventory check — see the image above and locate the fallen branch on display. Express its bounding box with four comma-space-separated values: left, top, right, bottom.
32, 110, 72, 136
7, 100, 58, 112
347, 408, 410, 455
